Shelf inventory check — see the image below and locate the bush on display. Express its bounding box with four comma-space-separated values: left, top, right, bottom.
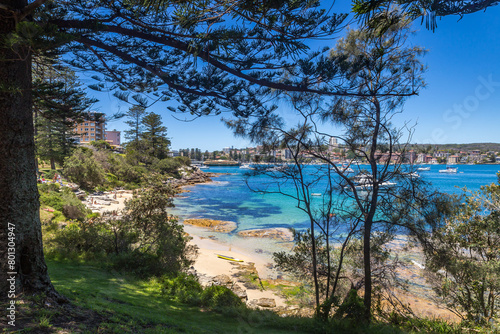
152, 158, 182, 175
90, 140, 112, 150
38, 184, 89, 221
63, 148, 105, 190
46, 182, 197, 279
200, 285, 243, 311
161, 273, 203, 305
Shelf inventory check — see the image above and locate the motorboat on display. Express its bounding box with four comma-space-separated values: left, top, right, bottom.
417, 166, 430, 171
239, 164, 254, 170
439, 166, 458, 173
346, 174, 396, 191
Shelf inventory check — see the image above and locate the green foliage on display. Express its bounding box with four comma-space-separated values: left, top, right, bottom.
200, 285, 243, 311
161, 273, 203, 306
34, 59, 96, 168
47, 182, 196, 278
90, 140, 113, 150
38, 183, 90, 221
141, 112, 171, 161
424, 177, 500, 324
124, 105, 146, 142
63, 148, 106, 190
333, 289, 366, 321
152, 158, 182, 175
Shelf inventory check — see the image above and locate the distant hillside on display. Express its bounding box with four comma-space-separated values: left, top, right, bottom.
410, 143, 500, 152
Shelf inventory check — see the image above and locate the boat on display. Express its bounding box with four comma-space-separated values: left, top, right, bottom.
239, 164, 254, 170
198, 165, 209, 169
417, 167, 430, 171
217, 254, 244, 262
346, 174, 396, 191
311, 193, 322, 197
439, 166, 458, 174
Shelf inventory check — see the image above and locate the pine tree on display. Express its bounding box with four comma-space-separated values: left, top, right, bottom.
33, 62, 96, 169
141, 112, 170, 160
124, 105, 146, 143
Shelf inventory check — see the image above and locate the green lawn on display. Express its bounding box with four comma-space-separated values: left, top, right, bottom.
47, 260, 306, 333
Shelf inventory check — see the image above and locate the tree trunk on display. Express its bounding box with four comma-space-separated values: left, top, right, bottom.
363, 220, 372, 321
0, 2, 57, 298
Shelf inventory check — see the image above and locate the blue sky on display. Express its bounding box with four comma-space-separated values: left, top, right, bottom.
83, 4, 500, 151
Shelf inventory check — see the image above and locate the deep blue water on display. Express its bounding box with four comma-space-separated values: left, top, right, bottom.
172, 164, 500, 233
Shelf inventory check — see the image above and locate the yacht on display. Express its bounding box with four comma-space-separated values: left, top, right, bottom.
417, 166, 430, 171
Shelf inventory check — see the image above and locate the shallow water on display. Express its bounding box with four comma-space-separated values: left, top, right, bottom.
172, 164, 499, 256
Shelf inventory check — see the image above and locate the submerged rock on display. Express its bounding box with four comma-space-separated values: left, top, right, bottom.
237, 228, 294, 242
183, 218, 237, 233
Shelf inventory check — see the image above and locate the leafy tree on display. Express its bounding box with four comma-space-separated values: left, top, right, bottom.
90, 140, 112, 151
120, 182, 197, 276
63, 148, 106, 190
124, 105, 146, 143
424, 179, 500, 324
141, 112, 171, 161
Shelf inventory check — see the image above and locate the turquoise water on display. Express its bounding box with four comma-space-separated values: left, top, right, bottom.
172, 164, 500, 233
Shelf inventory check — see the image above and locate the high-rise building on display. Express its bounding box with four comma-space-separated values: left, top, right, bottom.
329, 137, 339, 149
74, 111, 106, 143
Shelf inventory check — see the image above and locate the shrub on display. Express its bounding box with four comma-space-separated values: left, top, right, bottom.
161, 273, 203, 305
200, 285, 243, 311
63, 148, 105, 190
38, 184, 89, 221
152, 158, 182, 175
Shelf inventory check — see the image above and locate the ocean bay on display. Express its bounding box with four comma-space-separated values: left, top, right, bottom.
173, 164, 500, 239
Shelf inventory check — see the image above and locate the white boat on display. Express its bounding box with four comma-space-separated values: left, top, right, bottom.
199, 165, 209, 169
347, 174, 396, 191
439, 166, 458, 173
417, 167, 430, 171
239, 164, 254, 170
311, 193, 322, 197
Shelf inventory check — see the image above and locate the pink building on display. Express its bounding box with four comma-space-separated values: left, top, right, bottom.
105, 130, 121, 146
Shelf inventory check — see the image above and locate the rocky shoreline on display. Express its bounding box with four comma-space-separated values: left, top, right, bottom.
183, 218, 237, 233
168, 168, 218, 189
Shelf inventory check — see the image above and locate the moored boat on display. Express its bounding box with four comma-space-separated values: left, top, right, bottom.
439, 166, 458, 173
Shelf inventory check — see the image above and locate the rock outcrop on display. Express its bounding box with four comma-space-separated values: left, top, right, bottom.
183, 219, 237, 233
237, 228, 294, 242
248, 298, 276, 308
168, 169, 216, 188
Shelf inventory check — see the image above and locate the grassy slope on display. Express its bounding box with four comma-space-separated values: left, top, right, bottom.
46, 260, 305, 334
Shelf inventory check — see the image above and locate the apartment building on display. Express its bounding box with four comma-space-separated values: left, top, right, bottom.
74, 112, 106, 144
105, 129, 121, 146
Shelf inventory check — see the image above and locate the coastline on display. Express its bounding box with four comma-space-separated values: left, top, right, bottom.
84, 169, 461, 319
